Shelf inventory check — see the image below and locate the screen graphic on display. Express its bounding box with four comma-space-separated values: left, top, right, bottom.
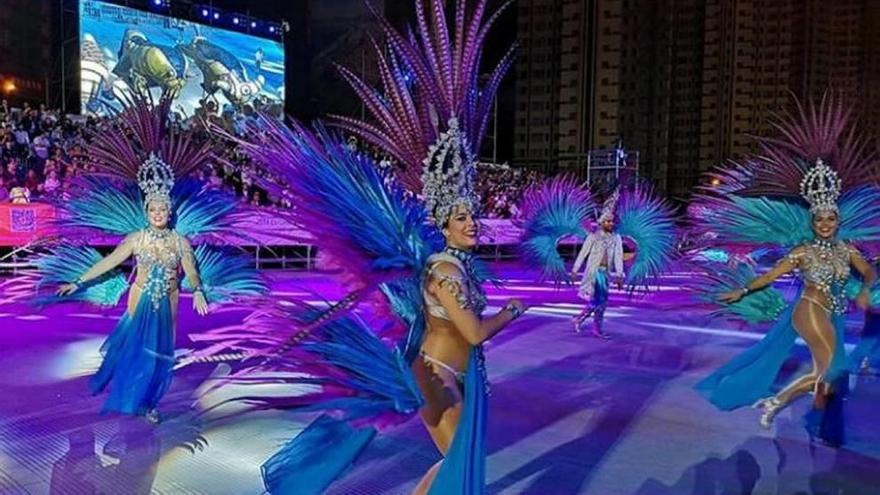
79, 0, 285, 117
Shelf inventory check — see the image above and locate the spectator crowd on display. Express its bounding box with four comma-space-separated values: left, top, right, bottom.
0, 99, 537, 218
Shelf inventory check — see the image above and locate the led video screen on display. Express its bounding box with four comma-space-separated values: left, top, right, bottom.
79, 0, 285, 117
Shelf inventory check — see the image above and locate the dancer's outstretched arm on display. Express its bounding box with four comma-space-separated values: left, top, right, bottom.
718, 247, 802, 304
57, 232, 139, 296
178, 236, 208, 316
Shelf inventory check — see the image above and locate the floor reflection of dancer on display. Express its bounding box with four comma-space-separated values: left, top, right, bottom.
571, 191, 624, 338
697, 158, 877, 445
413, 122, 526, 494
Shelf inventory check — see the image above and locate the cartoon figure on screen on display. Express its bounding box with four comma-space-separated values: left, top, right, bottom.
113, 29, 188, 98
179, 35, 265, 108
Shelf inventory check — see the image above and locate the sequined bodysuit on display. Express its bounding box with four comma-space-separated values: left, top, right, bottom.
788, 239, 853, 314
422, 247, 490, 391
133, 228, 183, 310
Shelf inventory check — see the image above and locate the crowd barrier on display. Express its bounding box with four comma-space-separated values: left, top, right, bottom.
0, 204, 562, 268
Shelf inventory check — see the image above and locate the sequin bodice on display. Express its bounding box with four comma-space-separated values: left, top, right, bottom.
423, 248, 488, 319
422, 247, 491, 393
134, 228, 181, 309
789, 240, 853, 314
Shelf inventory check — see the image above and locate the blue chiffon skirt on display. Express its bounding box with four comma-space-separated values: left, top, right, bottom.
848, 311, 880, 371
695, 301, 849, 445
260, 347, 487, 494
261, 414, 377, 495
429, 346, 487, 494
89, 290, 175, 416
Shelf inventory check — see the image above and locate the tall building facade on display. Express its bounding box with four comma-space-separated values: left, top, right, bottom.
514, 0, 880, 198
513, 0, 564, 171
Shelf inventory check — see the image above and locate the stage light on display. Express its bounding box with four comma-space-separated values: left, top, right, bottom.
250, 21, 257, 28
233, 17, 239, 25
710, 177, 721, 187
2, 81, 16, 94
201, 8, 209, 17
213, 12, 220, 20
269, 26, 276, 33
153, 0, 163, 6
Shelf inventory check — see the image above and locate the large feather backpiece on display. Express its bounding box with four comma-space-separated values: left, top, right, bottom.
181, 244, 267, 304
190, 300, 423, 428
217, 116, 442, 292
517, 174, 593, 284
616, 185, 679, 290
689, 261, 788, 324
83, 94, 215, 181
52, 176, 246, 242
737, 92, 878, 197
0, 246, 129, 308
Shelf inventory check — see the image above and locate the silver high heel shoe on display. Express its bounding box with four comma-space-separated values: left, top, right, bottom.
753, 397, 783, 429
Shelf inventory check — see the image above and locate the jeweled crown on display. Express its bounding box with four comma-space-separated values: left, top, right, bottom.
800, 158, 841, 214
421, 118, 479, 224
599, 188, 620, 222
137, 152, 175, 207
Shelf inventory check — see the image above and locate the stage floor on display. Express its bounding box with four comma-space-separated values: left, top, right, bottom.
1, 264, 878, 494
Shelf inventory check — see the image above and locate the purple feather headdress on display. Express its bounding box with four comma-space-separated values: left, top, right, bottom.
330, 0, 517, 192
731, 91, 877, 197
83, 94, 216, 183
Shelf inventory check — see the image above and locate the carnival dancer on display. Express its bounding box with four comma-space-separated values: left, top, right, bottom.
182, 0, 520, 493
691, 94, 880, 446
3, 98, 264, 422
515, 173, 677, 341
412, 118, 525, 493
570, 190, 625, 338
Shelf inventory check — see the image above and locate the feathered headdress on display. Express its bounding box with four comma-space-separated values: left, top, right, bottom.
689, 92, 880, 250
599, 189, 620, 223
330, 0, 517, 192
421, 118, 479, 224
137, 152, 175, 207
729, 91, 876, 197
800, 158, 841, 215
83, 94, 215, 183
